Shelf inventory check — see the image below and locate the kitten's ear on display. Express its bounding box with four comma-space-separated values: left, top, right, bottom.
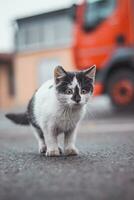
54, 66, 67, 84
83, 65, 96, 80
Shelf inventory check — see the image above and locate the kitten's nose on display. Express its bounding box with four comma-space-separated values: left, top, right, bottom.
76, 99, 81, 103
75, 96, 81, 103
71, 94, 81, 104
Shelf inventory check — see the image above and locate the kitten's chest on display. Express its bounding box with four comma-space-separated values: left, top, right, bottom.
56, 108, 81, 132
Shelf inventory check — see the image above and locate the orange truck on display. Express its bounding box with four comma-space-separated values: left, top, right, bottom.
72, 0, 134, 109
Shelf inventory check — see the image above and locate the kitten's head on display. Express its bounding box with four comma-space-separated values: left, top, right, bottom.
54, 65, 96, 107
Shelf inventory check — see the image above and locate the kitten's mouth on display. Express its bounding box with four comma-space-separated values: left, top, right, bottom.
72, 102, 82, 107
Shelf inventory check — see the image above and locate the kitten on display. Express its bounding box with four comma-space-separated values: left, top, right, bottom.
6, 65, 96, 156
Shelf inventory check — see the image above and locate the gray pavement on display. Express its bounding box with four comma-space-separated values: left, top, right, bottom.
0, 96, 134, 200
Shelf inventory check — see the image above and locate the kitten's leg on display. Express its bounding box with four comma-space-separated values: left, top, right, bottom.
44, 128, 60, 157
31, 126, 46, 154
64, 129, 79, 156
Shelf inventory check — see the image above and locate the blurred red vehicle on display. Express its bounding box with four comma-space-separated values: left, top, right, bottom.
72, 0, 134, 109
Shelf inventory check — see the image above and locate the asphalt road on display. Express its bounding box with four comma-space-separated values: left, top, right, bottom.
0, 96, 134, 200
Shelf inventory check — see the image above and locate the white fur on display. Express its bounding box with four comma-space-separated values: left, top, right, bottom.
32, 78, 90, 156
71, 75, 79, 88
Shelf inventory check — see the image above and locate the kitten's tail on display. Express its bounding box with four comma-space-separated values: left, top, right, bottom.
5, 112, 29, 126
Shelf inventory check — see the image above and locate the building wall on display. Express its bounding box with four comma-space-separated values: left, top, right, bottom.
0, 8, 75, 109
16, 10, 73, 52
0, 65, 14, 109
14, 47, 76, 107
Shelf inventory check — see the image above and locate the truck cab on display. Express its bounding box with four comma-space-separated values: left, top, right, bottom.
73, 0, 134, 108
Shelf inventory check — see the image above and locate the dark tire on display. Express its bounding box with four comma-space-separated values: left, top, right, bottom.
107, 69, 134, 109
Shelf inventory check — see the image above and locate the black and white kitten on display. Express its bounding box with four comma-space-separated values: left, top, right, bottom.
6, 65, 96, 156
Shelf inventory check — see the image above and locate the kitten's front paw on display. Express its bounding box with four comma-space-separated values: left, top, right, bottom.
46, 149, 60, 157
58, 147, 63, 155
64, 147, 79, 156
39, 145, 47, 154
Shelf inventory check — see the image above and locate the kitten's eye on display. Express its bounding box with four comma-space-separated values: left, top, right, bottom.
81, 89, 87, 94
65, 89, 73, 95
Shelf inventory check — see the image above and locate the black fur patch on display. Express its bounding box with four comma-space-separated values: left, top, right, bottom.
49, 84, 53, 89
76, 72, 94, 93
56, 72, 75, 93
27, 96, 44, 140
5, 113, 29, 125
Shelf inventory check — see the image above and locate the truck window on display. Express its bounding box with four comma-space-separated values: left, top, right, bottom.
84, 0, 116, 31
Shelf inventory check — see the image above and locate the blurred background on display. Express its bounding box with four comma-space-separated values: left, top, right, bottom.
0, 0, 134, 111
0, 1, 134, 200
0, 0, 134, 138
0, 0, 134, 139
